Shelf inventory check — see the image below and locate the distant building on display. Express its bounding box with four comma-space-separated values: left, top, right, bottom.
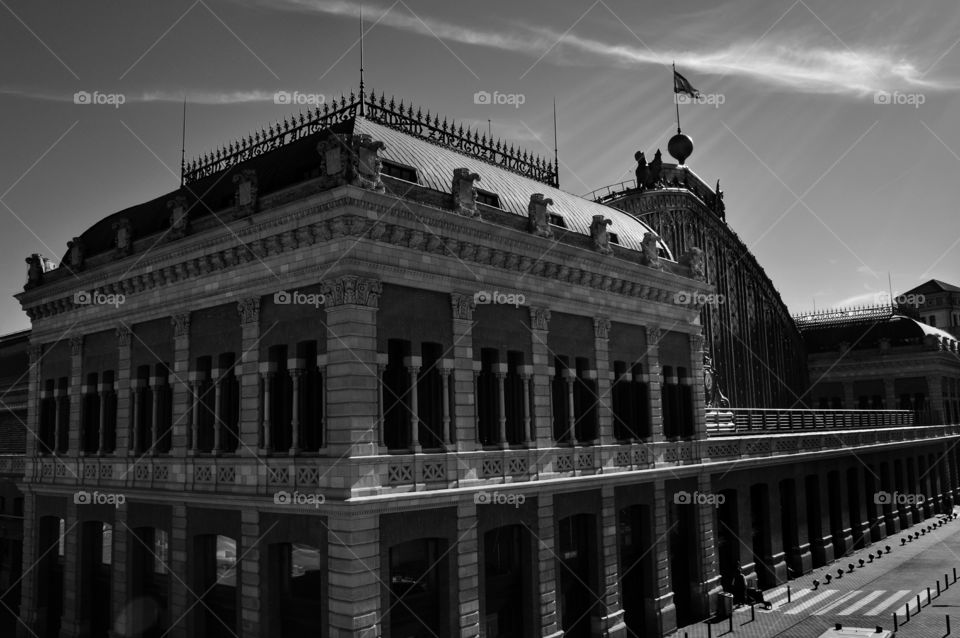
797, 298, 960, 424
0, 329, 27, 622
904, 279, 960, 338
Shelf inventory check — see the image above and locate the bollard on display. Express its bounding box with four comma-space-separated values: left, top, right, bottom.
918, 594, 923, 612
948, 614, 952, 635
907, 601, 911, 621
939, 580, 943, 596
955, 566, 958, 583
894, 612, 899, 631
948, 574, 951, 590
929, 586, 932, 605
729, 612, 733, 633
708, 621, 712, 638
751, 603, 755, 622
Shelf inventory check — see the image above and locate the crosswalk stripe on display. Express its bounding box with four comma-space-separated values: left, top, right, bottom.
785, 590, 838, 614
764, 586, 789, 603
864, 590, 911, 615
838, 590, 885, 615
769, 587, 812, 607
813, 590, 862, 615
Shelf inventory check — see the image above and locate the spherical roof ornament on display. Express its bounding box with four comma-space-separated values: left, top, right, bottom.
668, 132, 694, 166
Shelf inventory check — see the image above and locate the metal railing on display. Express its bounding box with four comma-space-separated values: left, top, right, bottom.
706, 408, 918, 435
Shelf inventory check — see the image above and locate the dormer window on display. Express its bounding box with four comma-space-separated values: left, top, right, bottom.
608, 232, 620, 245
476, 189, 501, 209
548, 213, 566, 228
381, 160, 418, 184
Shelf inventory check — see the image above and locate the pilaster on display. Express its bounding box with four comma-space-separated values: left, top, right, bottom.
530, 307, 552, 448
451, 293, 479, 453
593, 317, 614, 447
236, 300, 261, 455
171, 313, 191, 454
535, 495, 564, 638
645, 327, 664, 446
322, 276, 381, 458
167, 503, 189, 638
598, 485, 627, 636
239, 508, 262, 637
653, 479, 676, 635
456, 501, 481, 637
326, 514, 381, 637
68, 336, 83, 455
695, 475, 723, 616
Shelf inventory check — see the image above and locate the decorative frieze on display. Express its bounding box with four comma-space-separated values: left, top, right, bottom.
321, 276, 382, 308
23, 201, 692, 320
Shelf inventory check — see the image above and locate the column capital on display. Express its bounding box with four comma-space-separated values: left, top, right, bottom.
258, 361, 278, 377
237, 297, 261, 324
70, 335, 84, 356
529, 306, 551, 331
115, 325, 132, 347
321, 275, 382, 308
171, 312, 191, 337
690, 331, 704, 353
403, 355, 422, 372
593, 316, 611, 340
646, 326, 662, 346
451, 291, 476, 320
28, 343, 43, 362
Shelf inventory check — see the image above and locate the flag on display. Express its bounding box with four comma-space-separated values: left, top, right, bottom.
673, 70, 701, 98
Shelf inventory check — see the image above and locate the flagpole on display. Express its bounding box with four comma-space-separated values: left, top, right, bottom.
673, 61, 681, 134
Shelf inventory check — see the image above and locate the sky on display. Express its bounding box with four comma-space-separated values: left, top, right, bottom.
1, 0, 959, 335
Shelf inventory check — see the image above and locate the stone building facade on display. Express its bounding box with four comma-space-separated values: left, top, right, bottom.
9, 93, 960, 638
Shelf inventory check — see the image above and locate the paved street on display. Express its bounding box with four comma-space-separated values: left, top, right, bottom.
673, 509, 960, 638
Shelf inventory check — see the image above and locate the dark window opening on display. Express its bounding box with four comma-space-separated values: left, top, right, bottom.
384, 339, 412, 451
381, 160, 419, 183
476, 189, 501, 208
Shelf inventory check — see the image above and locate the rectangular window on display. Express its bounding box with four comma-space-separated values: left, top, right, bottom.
476, 189, 501, 208
478, 349, 500, 446
381, 160, 419, 183
384, 339, 411, 451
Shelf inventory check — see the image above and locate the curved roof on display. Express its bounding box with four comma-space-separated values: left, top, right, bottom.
355, 117, 672, 258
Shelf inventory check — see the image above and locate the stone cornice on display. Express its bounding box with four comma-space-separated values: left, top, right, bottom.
22, 191, 708, 324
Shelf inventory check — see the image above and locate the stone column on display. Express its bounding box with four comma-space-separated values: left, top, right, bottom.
736, 486, 757, 583
928, 376, 945, 424
404, 356, 422, 453
519, 365, 534, 445
15, 491, 38, 638
68, 336, 84, 455
695, 474, 723, 616
187, 373, 202, 455
287, 359, 305, 455
258, 364, 276, 453
809, 474, 835, 566
59, 501, 87, 637
239, 508, 262, 637
451, 293, 479, 452
115, 327, 132, 454
321, 276, 381, 457
236, 299, 261, 454
375, 355, 388, 453
593, 317, 614, 445
896, 460, 915, 528
53, 388, 64, 455
26, 344, 42, 458
440, 359, 454, 448
97, 379, 110, 454
149, 375, 162, 454
129, 379, 143, 456
326, 514, 381, 637
167, 503, 189, 638
456, 501, 481, 637
689, 333, 707, 439
762, 484, 788, 586
494, 363, 508, 446
879, 462, 901, 535
529, 307, 552, 447
109, 503, 129, 638
790, 478, 814, 574
848, 469, 872, 548
170, 313, 191, 454
645, 328, 664, 446
564, 369, 576, 444
652, 479, 676, 635
834, 471, 855, 553
210, 370, 223, 454
883, 378, 897, 411
842, 382, 856, 410
863, 464, 886, 542
536, 495, 564, 638
598, 485, 627, 636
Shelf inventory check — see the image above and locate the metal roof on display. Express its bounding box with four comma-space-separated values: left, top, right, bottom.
355, 117, 673, 259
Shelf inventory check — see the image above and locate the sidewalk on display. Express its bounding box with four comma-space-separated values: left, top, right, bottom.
669, 510, 960, 638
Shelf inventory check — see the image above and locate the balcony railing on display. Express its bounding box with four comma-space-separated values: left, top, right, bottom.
706, 408, 917, 435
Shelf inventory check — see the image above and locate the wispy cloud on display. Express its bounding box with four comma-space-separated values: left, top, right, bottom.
257, 0, 956, 95
0, 87, 281, 105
